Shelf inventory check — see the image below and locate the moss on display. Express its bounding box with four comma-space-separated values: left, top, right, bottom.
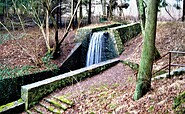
148, 105, 154, 112
45, 99, 67, 110
26, 110, 32, 114
0, 99, 23, 112
107, 103, 117, 110
34, 107, 43, 114
121, 60, 139, 71
40, 103, 58, 113
47, 106, 55, 112
174, 91, 185, 109
55, 96, 73, 106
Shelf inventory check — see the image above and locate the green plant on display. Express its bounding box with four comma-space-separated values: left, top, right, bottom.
41, 53, 59, 75
0, 64, 38, 79
0, 34, 12, 44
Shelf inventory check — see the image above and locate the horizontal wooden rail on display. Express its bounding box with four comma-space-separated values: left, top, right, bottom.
169, 51, 185, 54
171, 64, 185, 67
153, 51, 185, 77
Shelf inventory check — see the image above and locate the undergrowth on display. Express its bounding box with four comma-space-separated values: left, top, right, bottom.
0, 64, 38, 79
0, 55, 59, 79
0, 33, 12, 44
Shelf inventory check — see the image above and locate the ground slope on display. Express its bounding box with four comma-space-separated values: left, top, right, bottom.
22, 21, 185, 113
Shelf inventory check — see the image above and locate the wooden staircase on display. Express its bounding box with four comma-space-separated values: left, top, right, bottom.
26, 96, 73, 114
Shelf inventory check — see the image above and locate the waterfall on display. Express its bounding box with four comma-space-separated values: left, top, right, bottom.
86, 32, 106, 66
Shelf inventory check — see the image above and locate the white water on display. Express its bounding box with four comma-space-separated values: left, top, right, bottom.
86, 32, 105, 66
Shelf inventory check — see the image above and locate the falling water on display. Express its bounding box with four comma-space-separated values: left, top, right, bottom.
86, 32, 106, 66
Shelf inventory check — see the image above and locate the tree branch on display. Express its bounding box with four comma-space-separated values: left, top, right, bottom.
58, 0, 81, 45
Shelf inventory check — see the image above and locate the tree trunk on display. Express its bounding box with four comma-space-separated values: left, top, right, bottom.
2, 0, 5, 23
46, 9, 51, 53
59, 0, 62, 28
136, 0, 146, 35
182, 0, 185, 21
109, 0, 113, 20
79, 0, 83, 20
75, 0, 78, 27
71, 0, 75, 29
136, 0, 160, 60
101, 0, 106, 16
88, 0, 91, 24
52, 0, 81, 59
134, 0, 159, 100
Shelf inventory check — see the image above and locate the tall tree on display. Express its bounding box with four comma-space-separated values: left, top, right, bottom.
134, 0, 159, 100
101, 0, 106, 16
182, 0, 185, 21
88, 0, 91, 24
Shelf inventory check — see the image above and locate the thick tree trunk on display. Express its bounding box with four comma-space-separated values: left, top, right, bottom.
136, 0, 160, 60
134, 0, 159, 100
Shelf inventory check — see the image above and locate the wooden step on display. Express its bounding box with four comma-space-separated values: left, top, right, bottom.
53, 96, 74, 106
33, 107, 43, 114
26, 110, 32, 114
35, 104, 52, 114
27, 108, 41, 114
39, 101, 64, 114
44, 98, 68, 111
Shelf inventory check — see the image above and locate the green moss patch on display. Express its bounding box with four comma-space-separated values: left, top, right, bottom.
54, 96, 73, 106
0, 99, 24, 113
174, 91, 185, 108
44, 99, 67, 111
120, 60, 139, 71
173, 91, 185, 113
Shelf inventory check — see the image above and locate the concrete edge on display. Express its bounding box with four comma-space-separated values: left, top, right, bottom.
60, 42, 82, 66
108, 22, 140, 30
0, 99, 25, 114
21, 58, 120, 110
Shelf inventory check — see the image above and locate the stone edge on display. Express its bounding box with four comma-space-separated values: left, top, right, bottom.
21, 58, 120, 110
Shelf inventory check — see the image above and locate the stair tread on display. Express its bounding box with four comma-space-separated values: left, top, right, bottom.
53, 96, 73, 106
34, 107, 44, 114
44, 98, 68, 111
39, 101, 55, 114
40, 100, 64, 113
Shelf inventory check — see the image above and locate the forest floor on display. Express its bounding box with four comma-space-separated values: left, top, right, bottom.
20, 21, 185, 113
0, 21, 185, 113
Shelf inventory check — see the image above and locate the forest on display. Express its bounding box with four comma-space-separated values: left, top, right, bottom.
0, 0, 185, 113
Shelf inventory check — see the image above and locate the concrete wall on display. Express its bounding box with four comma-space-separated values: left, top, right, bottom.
108, 22, 141, 55
21, 59, 120, 110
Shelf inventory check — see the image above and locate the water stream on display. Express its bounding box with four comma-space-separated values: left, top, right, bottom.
86, 32, 106, 66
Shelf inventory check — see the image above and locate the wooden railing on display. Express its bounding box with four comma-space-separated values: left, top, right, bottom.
153, 51, 185, 76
